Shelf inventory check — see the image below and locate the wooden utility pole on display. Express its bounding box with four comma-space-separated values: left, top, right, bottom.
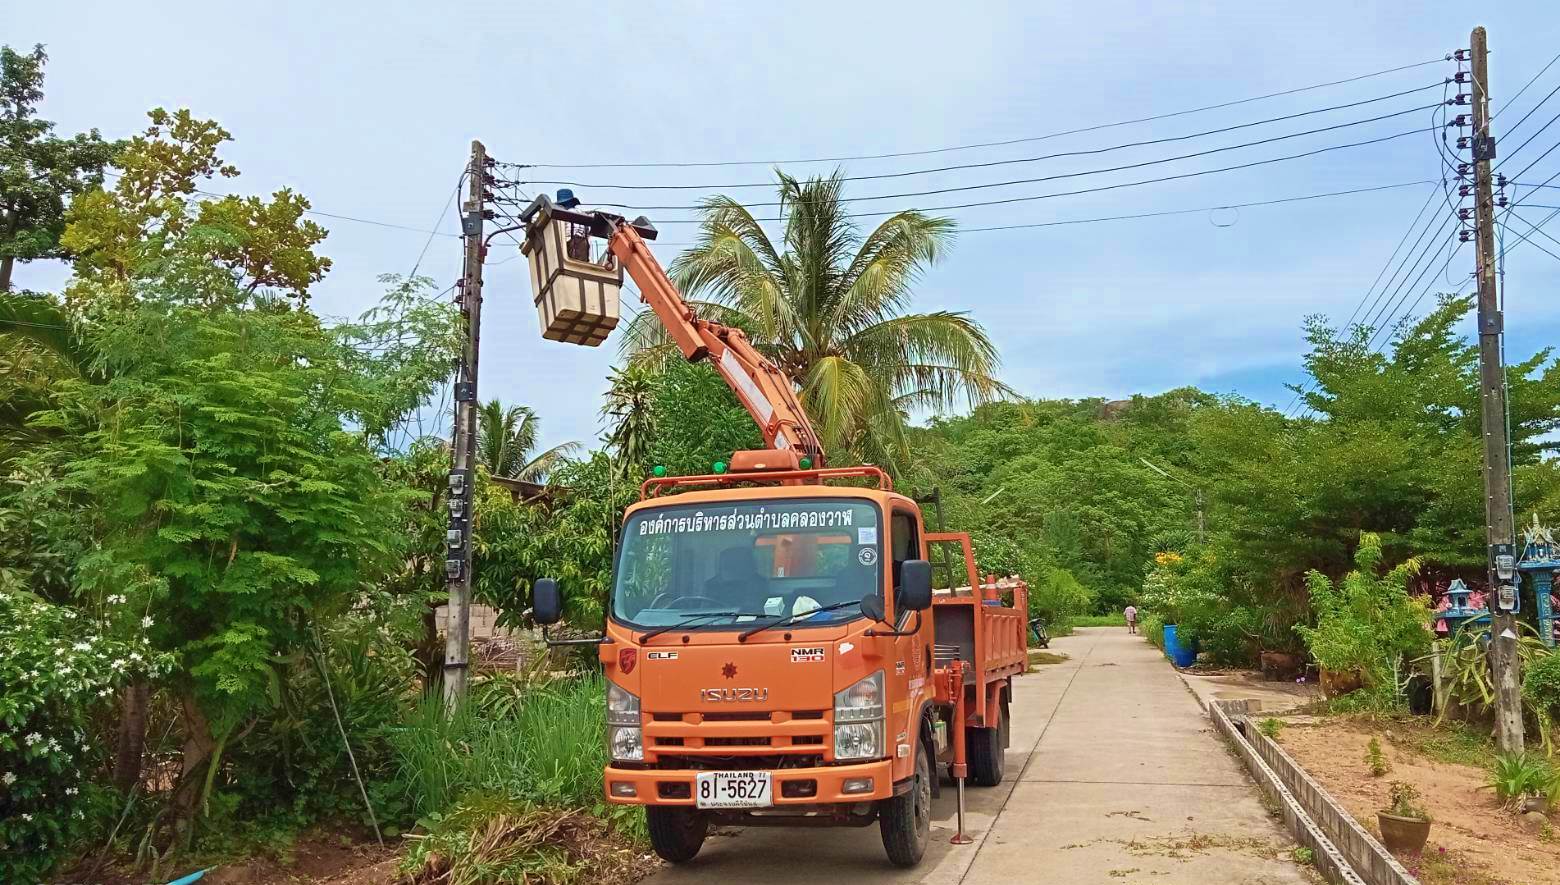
444, 139, 487, 706
1469, 27, 1524, 752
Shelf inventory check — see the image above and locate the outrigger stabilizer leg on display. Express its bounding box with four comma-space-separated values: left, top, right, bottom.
949, 661, 973, 845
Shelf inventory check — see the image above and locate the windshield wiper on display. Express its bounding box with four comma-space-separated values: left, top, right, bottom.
639, 611, 757, 643
738, 600, 863, 641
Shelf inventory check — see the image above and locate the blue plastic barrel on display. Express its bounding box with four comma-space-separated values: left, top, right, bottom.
1162, 624, 1197, 668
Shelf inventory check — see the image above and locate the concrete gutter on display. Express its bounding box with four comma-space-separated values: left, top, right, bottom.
1208, 699, 1420, 885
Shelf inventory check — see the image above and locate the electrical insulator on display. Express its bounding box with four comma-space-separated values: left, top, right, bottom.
1457, 136, 1473, 150
481, 209, 497, 220
1458, 208, 1474, 221
1497, 196, 1509, 208
1451, 114, 1471, 128
1459, 230, 1474, 242
1454, 49, 1470, 61
1453, 94, 1471, 106
1454, 71, 1471, 84
1457, 162, 1473, 175
1459, 184, 1474, 198
1496, 174, 1508, 188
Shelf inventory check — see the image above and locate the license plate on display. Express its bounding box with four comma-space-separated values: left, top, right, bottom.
694, 771, 772, 809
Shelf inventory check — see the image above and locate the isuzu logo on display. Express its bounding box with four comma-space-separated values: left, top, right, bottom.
701, 687, 770, 702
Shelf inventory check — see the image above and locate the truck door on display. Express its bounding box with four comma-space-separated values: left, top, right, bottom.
889, 507, 933, 776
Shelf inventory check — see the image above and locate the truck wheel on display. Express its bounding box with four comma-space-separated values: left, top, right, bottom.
647, 806, 708, 863
879, 743, 931, 867
967, 708, 1006, 787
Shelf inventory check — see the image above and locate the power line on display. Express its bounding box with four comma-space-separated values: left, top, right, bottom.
408, 174, 466, 278
1495, 80, 1560, 144
505, 55, 1452, 170
616, 126, 1436, 224
1502, 135, 1560, 188
569, 111, 1442, 213
99, 171, 460, 240
1494, 49, 1560, 121
1281, 199, 1456, 417
639, 180, 1436, 248
522, 84, 1446, 191
1501, 209, 1560, 263
1496, 106, 1560, 169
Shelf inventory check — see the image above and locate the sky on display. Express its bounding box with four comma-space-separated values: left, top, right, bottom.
10, 0, 1560, 453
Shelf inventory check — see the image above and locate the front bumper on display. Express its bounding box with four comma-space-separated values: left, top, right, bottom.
604, 758, 893, 806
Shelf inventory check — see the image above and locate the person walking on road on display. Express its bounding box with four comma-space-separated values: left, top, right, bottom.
1124, 604, 1138, 634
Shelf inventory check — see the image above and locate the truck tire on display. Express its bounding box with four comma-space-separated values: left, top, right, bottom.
967, 706, 1006, 787
647, 806, 708, 863
879, 742, 932, 867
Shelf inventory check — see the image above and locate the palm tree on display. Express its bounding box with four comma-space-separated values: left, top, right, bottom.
623, 170, 1009, 469
601, 363, 656, 478
474, 400, 579, 483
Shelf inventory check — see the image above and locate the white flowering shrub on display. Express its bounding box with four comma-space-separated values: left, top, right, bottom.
0, 592, 172, 880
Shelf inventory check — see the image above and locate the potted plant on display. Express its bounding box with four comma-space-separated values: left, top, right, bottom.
1377, 781, 1432, 856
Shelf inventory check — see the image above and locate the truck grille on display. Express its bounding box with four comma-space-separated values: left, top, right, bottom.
653, 753, 825, 771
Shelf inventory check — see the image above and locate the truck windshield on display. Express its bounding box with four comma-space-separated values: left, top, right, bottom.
613, 498, 882, 630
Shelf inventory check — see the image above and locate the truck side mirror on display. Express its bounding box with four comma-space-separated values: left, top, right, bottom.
898, 560, 933, 611
532, 578, 562, 625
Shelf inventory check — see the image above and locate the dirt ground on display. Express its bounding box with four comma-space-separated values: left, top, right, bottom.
83, 836, 402, 885
1276, 717, 1558, 885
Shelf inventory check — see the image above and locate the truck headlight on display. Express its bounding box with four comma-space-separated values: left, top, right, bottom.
833, 671, 885, 760
610, 725, 644, 761
607, 682, 642, 761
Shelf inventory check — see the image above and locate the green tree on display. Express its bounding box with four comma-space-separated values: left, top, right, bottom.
27, 291, 408, 833
0, 45, 118, 291
60, 108, 328, 305
626, 170, 1008, 469
475, 399, 578, 482
601, 363, 656, 477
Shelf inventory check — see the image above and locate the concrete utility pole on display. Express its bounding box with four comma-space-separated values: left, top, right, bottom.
444, 139, 488, 706
1469, 27, 1524, 752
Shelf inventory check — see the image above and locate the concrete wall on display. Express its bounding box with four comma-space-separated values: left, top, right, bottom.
1209, 700, 1419, 885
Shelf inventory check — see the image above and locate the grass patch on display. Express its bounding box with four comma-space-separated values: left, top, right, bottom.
392, 673, 646, 842
1068, 613, 1128, 628
1029, 650, 1069, 666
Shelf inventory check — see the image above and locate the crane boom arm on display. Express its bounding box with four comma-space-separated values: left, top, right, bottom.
607, 225, 825, 465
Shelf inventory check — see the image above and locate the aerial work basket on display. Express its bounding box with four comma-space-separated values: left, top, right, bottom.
521, 198, 622, 347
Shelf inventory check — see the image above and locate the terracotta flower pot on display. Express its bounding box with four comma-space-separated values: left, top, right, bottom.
1319, 667, 1363, 698
1377, 812, 1431, 856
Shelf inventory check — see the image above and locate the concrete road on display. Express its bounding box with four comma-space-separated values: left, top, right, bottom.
648, 627, 1314, 885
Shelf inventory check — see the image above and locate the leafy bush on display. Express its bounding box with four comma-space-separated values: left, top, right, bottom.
1142, 612, 1166, 650
1383, 781, 1430, 821
1257, 717, 1283, 739
1484, 751, 1559, 807
1140, 546, 1259, 665
1295, 534, 1431, 689
1523, 649, 1560, 746
0, 593, 172, 881
1027, 566, 1094, 625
